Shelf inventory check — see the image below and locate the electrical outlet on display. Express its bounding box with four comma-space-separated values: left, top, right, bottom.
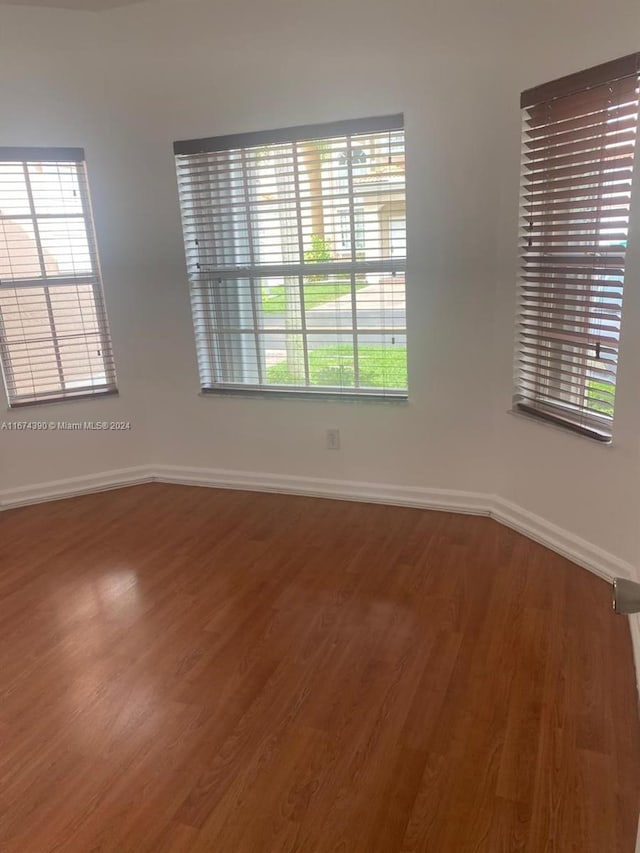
326, 428, 340, 450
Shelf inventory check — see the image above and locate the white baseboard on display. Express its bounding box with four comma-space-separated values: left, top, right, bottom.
0, 465, 153, 510
489, 496, 634, 583
1, 462, 633, 585
153, 464, 490, 514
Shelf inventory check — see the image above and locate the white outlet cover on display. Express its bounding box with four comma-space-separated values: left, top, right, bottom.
326, 429, 340, 450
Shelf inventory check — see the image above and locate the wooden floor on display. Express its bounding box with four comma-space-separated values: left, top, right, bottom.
0, 484, 638, 852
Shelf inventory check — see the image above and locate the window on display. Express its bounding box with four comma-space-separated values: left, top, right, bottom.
0, 148, 117, 407
514, 54, 640, 441
174, 115, 407, 398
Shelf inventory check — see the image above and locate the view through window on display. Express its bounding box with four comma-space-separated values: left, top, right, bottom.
174, 116, 407, 397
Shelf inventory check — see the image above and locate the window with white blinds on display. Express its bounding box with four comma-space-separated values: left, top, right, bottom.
515, 54, 640, 442
174, 115, 407, 398
0, 148, 117, 407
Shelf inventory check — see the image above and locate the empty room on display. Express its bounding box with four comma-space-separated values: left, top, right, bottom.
1, 0, 640, 850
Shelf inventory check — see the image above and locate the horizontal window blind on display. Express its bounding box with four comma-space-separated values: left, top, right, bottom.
0, 149, 117, 407
515, 54, 640, 441
174, 115, 407, 398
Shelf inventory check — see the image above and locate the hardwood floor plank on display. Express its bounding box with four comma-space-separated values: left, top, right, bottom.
0, 484, 637, 852
496, 606, 550, 804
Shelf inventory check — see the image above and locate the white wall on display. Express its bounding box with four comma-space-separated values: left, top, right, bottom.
0, 8, 154, 488
491, 27, 640, 568
0, 0, 638, 569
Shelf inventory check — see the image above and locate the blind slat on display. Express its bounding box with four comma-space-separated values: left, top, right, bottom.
523, 143, 637, 173
524, 114, 639, 150
517, 360, 618, 384
522, 204, 632, 221
525, 104, 637, 140
524, 129, 638, 162
524, 172, 634, 195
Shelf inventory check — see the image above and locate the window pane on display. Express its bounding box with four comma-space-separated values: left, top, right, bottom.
0, 286, 60, 398
38, 218, 92, 277
50, 285, 106, 389
28, 162, 83, 216
248, 145, 299, 266
0, 219, 41, 280
355, 272, 406, 332
357, 334, 407, 389
264, 333, 307, 386
303, 275, 354, 330
259, 276, 301, 328
205, 330, 261, 387
307, 335, 355, 388
0, 163, 30, 216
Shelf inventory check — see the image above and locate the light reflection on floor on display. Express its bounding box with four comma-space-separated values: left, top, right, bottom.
50, 569, 161, 751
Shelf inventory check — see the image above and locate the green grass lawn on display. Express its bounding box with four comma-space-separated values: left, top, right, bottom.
261, 280, 365, 314
267, 345, 407, 389
586, 379, 614, 417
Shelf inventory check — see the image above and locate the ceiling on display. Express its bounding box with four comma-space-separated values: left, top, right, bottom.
0, 0, 147, 9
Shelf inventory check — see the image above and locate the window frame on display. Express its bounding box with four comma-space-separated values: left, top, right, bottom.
0, 147, 117, 408
174, 115, 407, 401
